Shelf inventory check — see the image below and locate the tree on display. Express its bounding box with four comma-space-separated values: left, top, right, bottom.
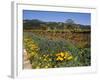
64, 19, 75, 29
65, 19, 75, 24
46, 22, 58, 30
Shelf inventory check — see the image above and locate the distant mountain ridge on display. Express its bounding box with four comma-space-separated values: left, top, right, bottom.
23, 19, 90, 30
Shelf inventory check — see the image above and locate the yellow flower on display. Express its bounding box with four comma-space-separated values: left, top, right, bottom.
57, 56, 64, 61
49, 58, 52, 61
59, 57, 63, 61
67, 56, 73, 60
31, 52, 35, 55
56, 57, 59, 61
60, 52, 64, 57
43, 55, 46, 57
55, 51, 73, 61
64, 56, 67, 59
36, 66, 40, 69
45, 66, 48, 68
44, 58, 47, 61
56, 53, 60, 56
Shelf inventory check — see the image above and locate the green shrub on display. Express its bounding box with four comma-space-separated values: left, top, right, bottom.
78, 48, 91, 66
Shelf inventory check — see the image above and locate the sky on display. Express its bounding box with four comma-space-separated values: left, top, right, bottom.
23, 10, 91, 25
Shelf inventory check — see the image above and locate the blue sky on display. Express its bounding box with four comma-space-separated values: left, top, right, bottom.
23, 10, 91, 25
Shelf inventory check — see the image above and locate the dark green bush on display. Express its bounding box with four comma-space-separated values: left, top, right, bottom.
78, 48, 91, 66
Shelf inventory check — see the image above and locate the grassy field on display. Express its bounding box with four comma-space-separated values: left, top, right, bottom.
23, 29, 91, 69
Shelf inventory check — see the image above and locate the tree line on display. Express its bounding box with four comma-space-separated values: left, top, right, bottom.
23, 19, 90, 31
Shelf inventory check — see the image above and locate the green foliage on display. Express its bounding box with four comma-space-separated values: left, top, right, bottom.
78, 48, 91, 66
23, 19, 44, 30
23, 19, 90, 32
24, 32, 91, 69
32, 34, 79, 56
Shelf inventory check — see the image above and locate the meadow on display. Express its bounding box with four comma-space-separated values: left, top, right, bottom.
23, 20, 91, 69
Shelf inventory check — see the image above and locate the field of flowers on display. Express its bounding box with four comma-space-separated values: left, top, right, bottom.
23, 31, 91, 69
